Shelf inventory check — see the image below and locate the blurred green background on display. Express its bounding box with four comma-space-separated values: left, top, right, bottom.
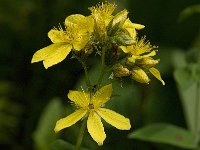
0, 0, 200, 150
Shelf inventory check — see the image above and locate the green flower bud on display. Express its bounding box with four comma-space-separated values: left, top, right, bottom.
113, 64, 130, 77
136, 57, 160, 69
107, 9, 128, 36
112, 31, 134, 46
131, 66, 150, 84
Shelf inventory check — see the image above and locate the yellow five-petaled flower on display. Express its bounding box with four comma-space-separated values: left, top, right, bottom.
31, 15, 93, 69
54, 84, 131, 145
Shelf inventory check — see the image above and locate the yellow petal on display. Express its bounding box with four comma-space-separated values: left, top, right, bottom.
92, 84, 112, 108
48, 29, 66, 43
136, 51, 157, 59
149, 67, 165, 85
43, 44, 72, 69
92, 13, 107, 38
68, 90, 90, 108
123, 18, 145, 30
123, 18, 134, 28
72, 34, 89, 51
54, 108, 87, 133
65, 14, 94, 33
31, 43, 66, 63
125, 28, 137, 40
85, 15, 94, 32
65, 14, 86, 26
97, 108, 131, 130
132, 23, 145, 30
128, 55, 136, 63
119, 46, 129, 53
87, 111, 106, 145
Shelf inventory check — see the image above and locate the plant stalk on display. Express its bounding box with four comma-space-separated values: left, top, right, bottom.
97, 46, 107, 87
82, 63, 91, 89
74, 119, 87, 150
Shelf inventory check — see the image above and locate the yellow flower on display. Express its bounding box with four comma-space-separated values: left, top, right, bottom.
121, 36, 165, 85
54, 84, 131, 145
89, 2, 116, 38
31, 15, 92, 69
89, 2, 116, 26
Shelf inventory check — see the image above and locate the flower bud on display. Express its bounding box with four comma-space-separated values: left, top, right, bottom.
136, 57, 160, 69
107, 9, 128, 36
113, 64, 130, 77
112, 31, 134, 46
131, 66, 150, 84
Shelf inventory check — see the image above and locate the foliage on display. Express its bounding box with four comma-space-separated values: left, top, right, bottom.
129, 123, 197, 149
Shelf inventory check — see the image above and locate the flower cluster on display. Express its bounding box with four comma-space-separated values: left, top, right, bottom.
31, 2, 165, 147
114, 36, 165, 85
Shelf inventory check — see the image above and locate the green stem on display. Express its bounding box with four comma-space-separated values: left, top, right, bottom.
97, 46, 107, 87
74, 54, 91, 89
74, 119, 87, 150
195, 82, 200, 149
82, 63, 91, 89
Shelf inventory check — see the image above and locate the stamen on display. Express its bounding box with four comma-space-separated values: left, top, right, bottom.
132, 36, 158, 55
89, 2, 116, 18
89, 103, 94, 109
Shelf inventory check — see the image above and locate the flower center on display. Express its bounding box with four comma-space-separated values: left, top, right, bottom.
89, 103, 94, 109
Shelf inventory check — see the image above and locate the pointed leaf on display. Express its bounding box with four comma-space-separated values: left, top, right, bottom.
33, 98, 64, 150
129, 123, 197, 149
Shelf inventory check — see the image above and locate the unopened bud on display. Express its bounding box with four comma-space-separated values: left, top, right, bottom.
112, 32, 134, 46
107, 9, 128, 36
113, 64, 130, 77
131, 66, 150, 84
136, 57, 160, 69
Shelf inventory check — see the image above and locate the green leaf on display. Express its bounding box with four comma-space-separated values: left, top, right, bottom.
129, 123, 197, 149
50, 139, 89, 150
173, 48, 200, 134
174, 64, 200, 137
179, 4, 200, 22
185, 48, 200, 64
171, 49, 187, 69
174, 63, 200, 90
171, 81, 198, 135
51, 139, 73, 150
33, 98, 64, 150
174, 67, 195, 90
